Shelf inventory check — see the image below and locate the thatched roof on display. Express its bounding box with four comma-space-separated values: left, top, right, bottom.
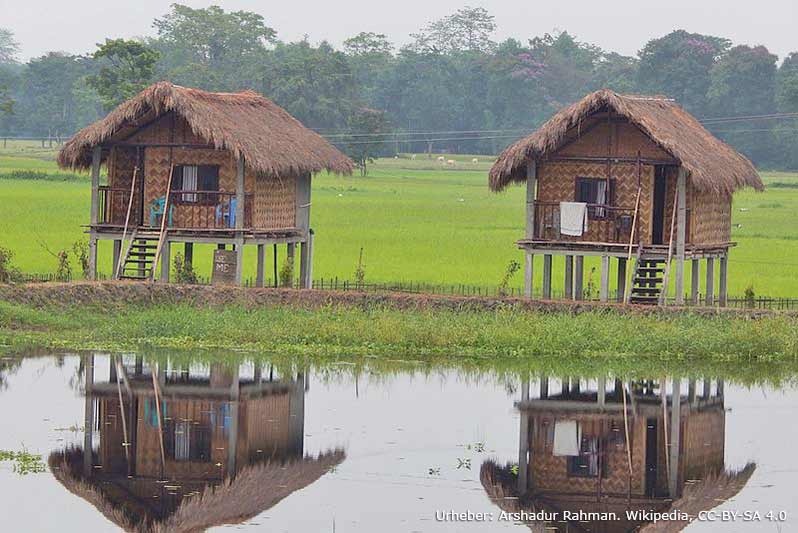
489, 89, 764, 195
48, 447, 345, 532
57, 81, 354, 177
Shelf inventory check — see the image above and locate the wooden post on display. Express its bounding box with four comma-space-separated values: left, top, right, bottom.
703, 379, 711, 399
716, 379, 724, 398
674, 169, 687, 304
691, 259, 700, 305
564, 255, 574, 299
235, 155, 245, 231
707, 257, 717, 303
539, 376, 549, 399
227, 365, 240, 479
688, 379, 697, 406
295, 172, 312, 234
525, 160, 537, 239
184, 243, 193, 269
273, 244, 278, 288
112, 240, 121, 274
599, 255, 610, 302
299, 230, 314, 289
523, 251, 534, 298
597, 376, 606, 406
542, 254, 552, 299
88, 147, 102, 281
574, 256, 584, 301
517, 377, 530, 494
719, 253, 728, 307
287, 243, 296, 288
159, 240, 170, 283
617, 258, 627, 303
256, 244, 265, 288
83, 354, 95, 477
669, 378, 682, 499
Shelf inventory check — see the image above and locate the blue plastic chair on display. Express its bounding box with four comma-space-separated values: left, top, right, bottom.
149, 196, 174, 226
214, 198, 237, 228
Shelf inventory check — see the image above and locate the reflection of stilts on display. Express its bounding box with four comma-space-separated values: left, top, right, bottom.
115, 358, 130, 466
83, 354, 94, 478
150, 363, 167, 476
622, 382, 633, 503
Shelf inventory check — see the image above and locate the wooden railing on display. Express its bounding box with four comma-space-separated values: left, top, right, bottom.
533, 201, 636, 244
98, 186, 254, 230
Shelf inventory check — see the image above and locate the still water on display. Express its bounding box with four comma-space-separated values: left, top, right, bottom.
0, 353, 796, 532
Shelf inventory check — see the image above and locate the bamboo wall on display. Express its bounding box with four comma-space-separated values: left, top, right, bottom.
557, 120, 672, 160
107, 112, 298, 230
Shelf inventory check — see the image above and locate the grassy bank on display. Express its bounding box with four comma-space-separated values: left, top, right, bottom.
1, 298, 796, 360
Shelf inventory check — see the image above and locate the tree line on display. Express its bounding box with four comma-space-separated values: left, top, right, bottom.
1, 5, 797, 170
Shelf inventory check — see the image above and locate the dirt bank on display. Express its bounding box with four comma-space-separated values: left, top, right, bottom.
0, 281, 783, 319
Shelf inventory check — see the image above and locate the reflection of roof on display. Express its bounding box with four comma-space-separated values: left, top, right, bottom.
49, 447, 344, 532
480, 460, 755, 533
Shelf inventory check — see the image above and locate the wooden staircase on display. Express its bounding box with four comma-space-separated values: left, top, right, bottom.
118, 231, 160, 280
629, 248, 668, 305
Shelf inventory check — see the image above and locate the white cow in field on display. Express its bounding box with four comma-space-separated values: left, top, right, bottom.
437, 156, 445, 162
446, 159, 456, 166
471, 158, 479, 164
411, 154, 417, 160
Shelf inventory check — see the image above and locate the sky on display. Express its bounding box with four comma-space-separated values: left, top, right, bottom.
2, 0, 796, 61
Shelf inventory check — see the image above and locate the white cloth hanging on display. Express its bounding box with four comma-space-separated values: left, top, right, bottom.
553, 419, 581, 456
559, 202, 588, 236
182, 165, 198, 202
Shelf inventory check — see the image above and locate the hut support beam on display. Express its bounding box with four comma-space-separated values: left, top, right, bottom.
256, 244, 265, 287
564, 255, 574, 299
719, 254, 728, 307
518, 377, 530, 494
669, 378, 682, 499
542, 255, 552, 299
539, 376, 549, 399
299, 231, 314, 289
691, 259, 700, 305
599, 255, 610, 302
524, 251, 534, 298
574, 256, 584, 300
525, 160, 537, 239
235, 154, 245, 286
88, 146, 101, 280
184, 242, 193, 269
112, 240, 121, 274
616, 258, 627, 302
674, 169, 687, 305
597, 376, 606, 406
287, 243, 296, 287
705, 258, 715, 306
159, 240, 170, 283
83, 354, 94, 477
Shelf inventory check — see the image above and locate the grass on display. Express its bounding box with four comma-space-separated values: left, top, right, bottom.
0, 142, 797, 296
1, 299, 796, 361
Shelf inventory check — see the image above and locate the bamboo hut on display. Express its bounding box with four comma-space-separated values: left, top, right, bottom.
58, 81, 354, 286
48, 354, 344, 532
489, 89, 764, 306
481, 375, 744, 532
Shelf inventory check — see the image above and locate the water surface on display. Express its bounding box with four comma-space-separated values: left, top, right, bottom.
0, 352, 795, 532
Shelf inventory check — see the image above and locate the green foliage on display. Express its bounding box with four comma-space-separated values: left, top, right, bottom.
0, 28, 18, 64
55, 249, 71, 281
0, 169, 84, 181
0, 246, 21, 283
498, 259, 521, 296
0, 449, 46, 475
71, 240, 90, 279
279, 255, 294, 288
409, 7, 496, 54
87, 39, 159, 111
346, 108, 390, 175
173, 252, 197, 284
744, 284, 756, 308
354, 247, 365, 288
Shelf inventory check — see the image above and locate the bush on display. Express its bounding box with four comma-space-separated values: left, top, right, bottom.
0, 247, 22, 283
173, 252, 198, 284
498, 259, 520, 296
55, 250, 71, 282
72, 240, 90, 279
744, 284, 756, 308
279, 256, 294, 287
354, 247, 365, 289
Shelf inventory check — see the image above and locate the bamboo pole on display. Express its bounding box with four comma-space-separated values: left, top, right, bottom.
115, 359, 130, 465
151, 166, 175, 282
114, 167, 139, 279
661, 376, 670, 490
621, 382, 633, 502
150, 363, 167, 473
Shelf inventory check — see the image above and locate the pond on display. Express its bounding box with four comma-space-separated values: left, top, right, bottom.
0, 352, 796, 532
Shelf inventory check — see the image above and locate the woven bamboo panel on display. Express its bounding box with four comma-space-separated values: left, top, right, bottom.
690, 185, 732, 244
537, 161, 654, 243
528, 414, 647, 496
107, 146, 140, 225
254, 174, 296, 229
242, 394, 291, 460
557, 121, 672, 160
682, 408, 725, 479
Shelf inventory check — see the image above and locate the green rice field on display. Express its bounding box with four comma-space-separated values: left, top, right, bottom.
1, 142, 796, 297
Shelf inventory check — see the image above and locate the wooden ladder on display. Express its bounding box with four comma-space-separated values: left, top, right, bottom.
629, 247, 668, 305
118, 230, 160, 280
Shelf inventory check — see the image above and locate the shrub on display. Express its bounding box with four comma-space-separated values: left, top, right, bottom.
0, 247, 22, 283
498, 259, 521, 296
354, 247, 366, 289
55, 250, 72, 282
72, 240, 90, 279
279, 256, 294, 287
744, 284, 756, 308
173, 252, 197, 284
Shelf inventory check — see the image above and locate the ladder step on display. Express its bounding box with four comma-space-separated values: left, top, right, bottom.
125, 259, 154, 264
128, 251, 156, 257
635, 277, 663, 283
632, 287, 661, 294
637, 266, 665, 272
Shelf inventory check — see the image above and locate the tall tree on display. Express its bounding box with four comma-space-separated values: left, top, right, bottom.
87, 39, 160, 111
638, 30, 731, 113
409, 7, 496, 54
152, 4, 275, 91
345, 107, 390, 176
775, 53, 798, 169
0, 28, 18, 64
343, 32, 394, 104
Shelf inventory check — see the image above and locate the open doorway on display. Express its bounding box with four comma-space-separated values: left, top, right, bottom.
651, 166, 667, 245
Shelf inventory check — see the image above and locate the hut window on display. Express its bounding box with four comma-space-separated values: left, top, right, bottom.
567, 436, 605, 477
575, 178, 615, 219
171, 165, 220, 204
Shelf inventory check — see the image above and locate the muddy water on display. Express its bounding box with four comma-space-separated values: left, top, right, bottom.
0, 353, 796, 532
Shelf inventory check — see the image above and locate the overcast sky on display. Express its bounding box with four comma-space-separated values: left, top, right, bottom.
2, 0, 796, 61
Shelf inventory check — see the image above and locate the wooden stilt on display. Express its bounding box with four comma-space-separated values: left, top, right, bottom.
564, 255, 574, 299
597, 376, 606, 406
691, 259, 700, 305
669, 378, 682, 498
719, 254, 728, 307
235, 239, 244, 286
286, 243, 296, 288
273, 244, 278, 288
184, 242, 193, 269
674, 169, 687, 304
574, 256, 584, 300
539, 376, 549, 399
159, 240, 170, 283
83, 354, 94, 477
88, 232, 98, 281
524, 251, 533, 298
256, 244, 265, 288
518, 377, 530, 494
705, 257, 715, 306
616, 258, 627, 302
542, 254, 552, 299
599, 255, 610, 302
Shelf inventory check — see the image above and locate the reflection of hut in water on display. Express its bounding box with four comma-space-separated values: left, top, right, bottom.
482, 376, 752, 533
49, 354, 344, 532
